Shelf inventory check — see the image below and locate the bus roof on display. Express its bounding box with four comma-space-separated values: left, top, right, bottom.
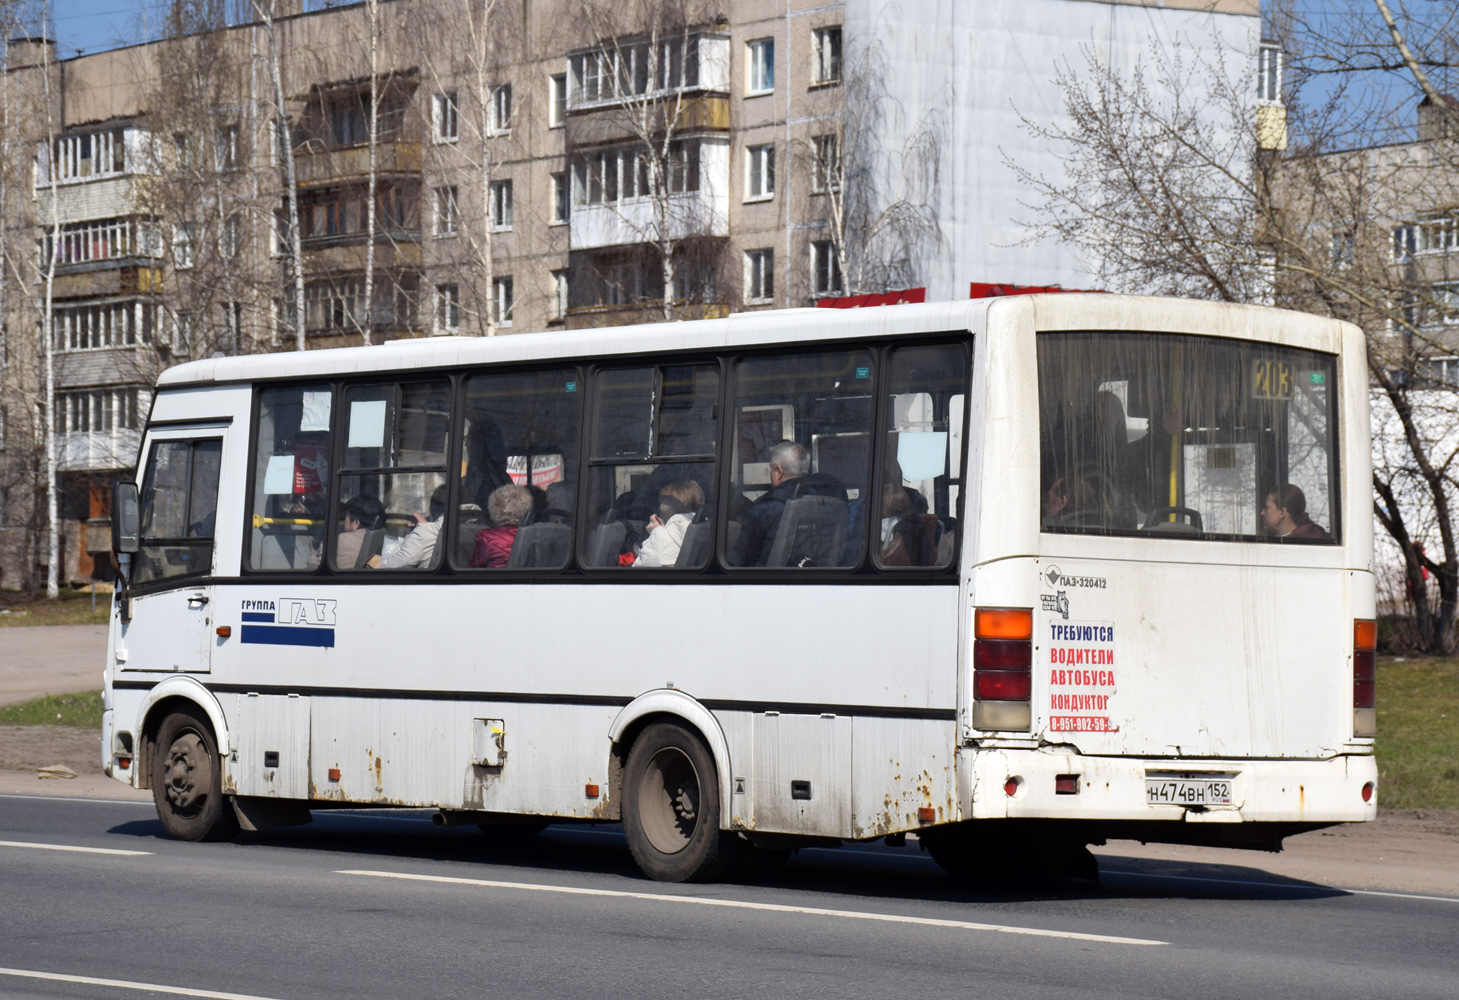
154, 295, 1349, 388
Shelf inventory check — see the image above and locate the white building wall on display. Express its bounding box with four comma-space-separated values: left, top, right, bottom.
848, 0, 1258, 298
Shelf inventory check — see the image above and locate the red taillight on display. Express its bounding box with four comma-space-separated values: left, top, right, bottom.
1353, 650, 1376, 709
1362, 782, 1375, 803
975, 665, 1032, 701
1353, 619, 1377, 738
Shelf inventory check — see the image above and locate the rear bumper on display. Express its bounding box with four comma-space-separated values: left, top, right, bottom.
960, 747, 1378, 825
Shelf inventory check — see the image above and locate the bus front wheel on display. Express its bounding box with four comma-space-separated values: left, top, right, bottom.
151, 708, 239, 843
622, 723, 742, 882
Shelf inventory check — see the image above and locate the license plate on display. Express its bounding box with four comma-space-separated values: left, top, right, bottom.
1145, 777, 1233, 806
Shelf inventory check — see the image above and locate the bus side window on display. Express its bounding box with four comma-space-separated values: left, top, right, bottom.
337, 380, 450, 571
583, 364, 718, 569
134, 438, 222, 586
248, 385, 332, 572
876, 343, 966, 570
728, 350, 874, 569
457, 367, 581, 571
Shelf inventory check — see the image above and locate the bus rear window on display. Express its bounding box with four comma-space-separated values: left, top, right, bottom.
1037, 332, 1339, 543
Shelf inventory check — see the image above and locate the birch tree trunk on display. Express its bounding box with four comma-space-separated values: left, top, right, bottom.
255, 0, 307, 350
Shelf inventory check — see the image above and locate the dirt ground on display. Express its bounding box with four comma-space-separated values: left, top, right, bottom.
3, 721, 1457, 896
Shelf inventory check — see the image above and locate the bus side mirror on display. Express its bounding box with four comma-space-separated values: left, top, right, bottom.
112, 481, 140, 555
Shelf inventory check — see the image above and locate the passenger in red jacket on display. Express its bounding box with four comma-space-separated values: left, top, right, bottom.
471, 484, 532, 567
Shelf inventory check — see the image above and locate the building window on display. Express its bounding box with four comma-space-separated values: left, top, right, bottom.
551, 269, 569, 320
38, 217, 163, 268
812, 240, 842, 295
490, 180, 513, 231
812, 134, 839, 193
1257, 43, 1282, 104
490, 84, 513, 133
175, 132, 195, 170
746, 249, 773, 303
434, 91, 459, 142
221, 214, 242, 260
173, 311, 193, 357
436, 284, 460, 334
434, 186, 459, 237
813, 27, 842, 85
174, 222, 197, 269
746, 143, 774, 200
747, 39, 774, 94
752, 39, 776, 94
550, 73, 568, 127
493, 276, 514, 327
552, 172, 570, 224
668, 140, 700, 193
811, 133, 846, 192
216, 124, 239, 171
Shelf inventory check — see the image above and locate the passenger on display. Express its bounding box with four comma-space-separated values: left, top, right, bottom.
731, 440, 848, 566
634, 480, 705, 568
1262, 484, 1329, 539
543, 481, 575, 523
880, 483, 938, 566
335, 495, 383, 569
470, 484, 532, 567
1043, 474, 1100, 527
375, 485, 447, 569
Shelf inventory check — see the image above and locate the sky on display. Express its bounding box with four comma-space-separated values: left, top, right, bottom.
31, 1, 147, 58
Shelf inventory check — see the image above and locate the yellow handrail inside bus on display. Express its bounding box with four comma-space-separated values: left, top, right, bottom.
252, 515, 325, 528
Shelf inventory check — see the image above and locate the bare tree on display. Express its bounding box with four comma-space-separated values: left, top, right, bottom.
805, 34, 947, 298
568, 0, 727, 321
254, 0, 306, 350
1010, 2, 1459, 651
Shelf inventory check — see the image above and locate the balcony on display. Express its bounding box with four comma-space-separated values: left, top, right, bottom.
59, 429, 142, 473
294, 140, 422, 186
566, 95, 729, 147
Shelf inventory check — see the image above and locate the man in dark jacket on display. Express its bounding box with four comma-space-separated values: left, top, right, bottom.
731, 440, 847, 566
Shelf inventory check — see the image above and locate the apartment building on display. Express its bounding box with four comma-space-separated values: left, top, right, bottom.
0, 0, 1258, 589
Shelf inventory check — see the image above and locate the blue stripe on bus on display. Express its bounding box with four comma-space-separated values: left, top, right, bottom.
240, 625, 335, 648
241, 612, 275, 622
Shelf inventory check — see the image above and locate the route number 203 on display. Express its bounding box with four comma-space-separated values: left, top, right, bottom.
1252, 359, 1294, 400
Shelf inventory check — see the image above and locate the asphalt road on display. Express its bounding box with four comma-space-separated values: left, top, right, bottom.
3, 795, 1457, 1000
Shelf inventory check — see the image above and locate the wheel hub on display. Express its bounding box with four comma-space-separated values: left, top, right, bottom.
639, 747, 700, 855
164, 732, 206, 813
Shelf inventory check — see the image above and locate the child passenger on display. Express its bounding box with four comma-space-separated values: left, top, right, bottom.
633, 480, 704, 568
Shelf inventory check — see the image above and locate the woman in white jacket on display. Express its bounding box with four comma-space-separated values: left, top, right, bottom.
634, 479, 704, 568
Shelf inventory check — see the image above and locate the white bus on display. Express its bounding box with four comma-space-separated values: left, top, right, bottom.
102, 294, 1378, 882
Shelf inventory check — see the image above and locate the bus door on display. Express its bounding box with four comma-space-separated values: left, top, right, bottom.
120, 429, 227, 675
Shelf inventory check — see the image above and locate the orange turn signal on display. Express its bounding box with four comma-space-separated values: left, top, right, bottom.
917, 807, 936, 823
1354, 619, 1377, 651
216, 626, 232, 638
585, 783, 600, 798
975, 608, 1033, 640
327, 768, 341, 782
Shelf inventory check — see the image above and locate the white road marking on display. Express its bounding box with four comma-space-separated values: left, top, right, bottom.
337, 869, 1166, 945
0, 967, 284, 1000
1104, 868, 1459, 904
0, 792, 152, 806
0, 840, 150, 856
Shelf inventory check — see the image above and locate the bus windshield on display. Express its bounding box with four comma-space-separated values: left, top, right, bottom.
1037, 332, 1339, 541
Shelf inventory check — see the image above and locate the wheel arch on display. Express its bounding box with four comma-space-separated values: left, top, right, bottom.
608, 690, 734, 824
134, 678, 230, 791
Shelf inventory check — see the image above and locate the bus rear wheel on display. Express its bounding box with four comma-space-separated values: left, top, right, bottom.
622, 723, 742, 882
152, 707, 238, 843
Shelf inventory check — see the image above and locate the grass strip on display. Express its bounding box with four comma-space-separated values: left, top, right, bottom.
0, 690, 105, 728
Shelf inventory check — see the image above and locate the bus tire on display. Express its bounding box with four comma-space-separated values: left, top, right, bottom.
622, 722, 742, 882
152, 707, 238, 843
